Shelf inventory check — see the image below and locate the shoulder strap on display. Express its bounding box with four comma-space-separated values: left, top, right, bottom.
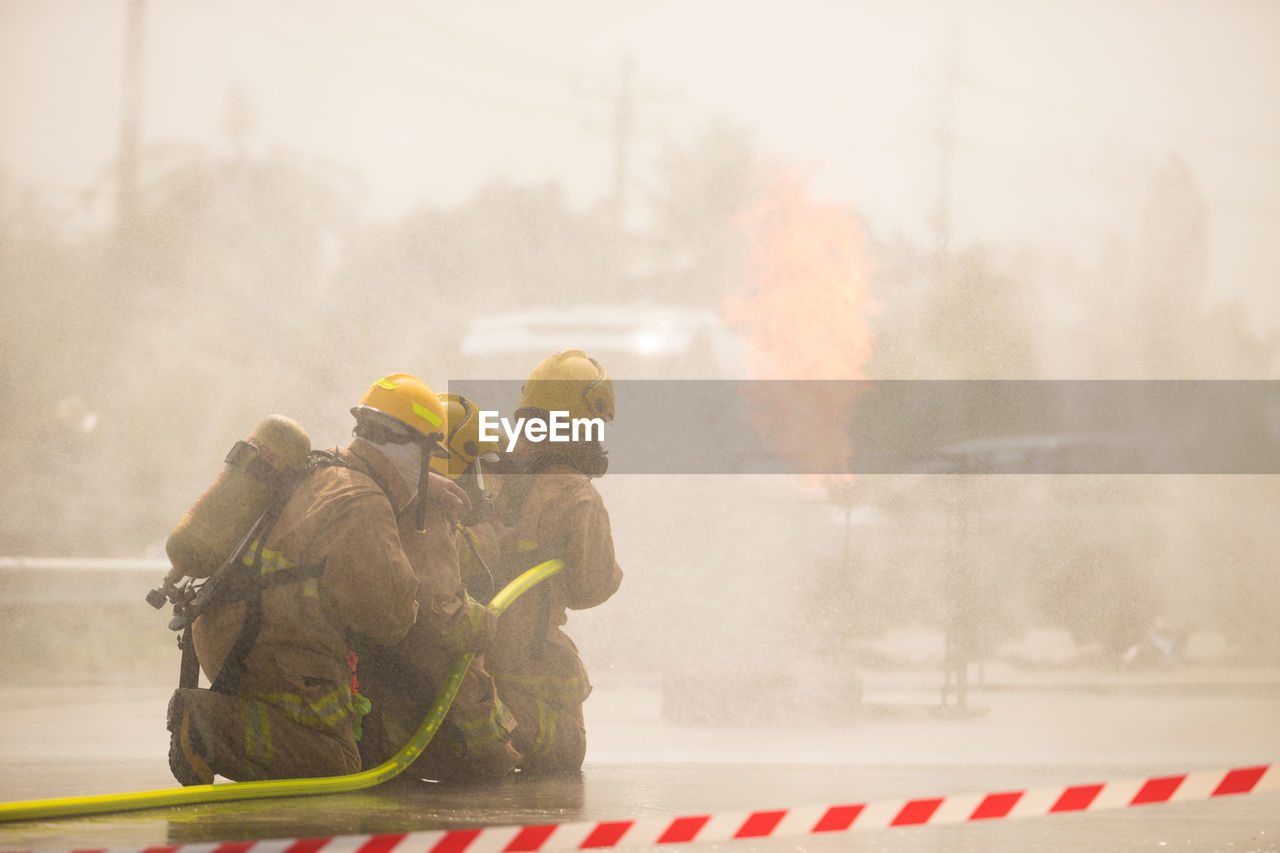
207, 499, 288, 696
312, 447, 398, 509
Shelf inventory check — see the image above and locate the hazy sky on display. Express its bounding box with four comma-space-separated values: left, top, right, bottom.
3, 0, 1278, 330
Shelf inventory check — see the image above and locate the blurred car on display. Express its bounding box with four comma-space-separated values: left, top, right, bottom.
460, 303, 744, 380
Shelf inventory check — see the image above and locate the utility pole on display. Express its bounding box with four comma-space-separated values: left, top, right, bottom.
118, 0, 147, 239
934, 21, 982, 715
934, 21, 956, 287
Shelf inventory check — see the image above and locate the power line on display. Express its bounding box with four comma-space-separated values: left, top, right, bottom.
370, 2, 600, 90
198, 1, 692, 227
955, 71, 1280, 162
210, 1, 600, 125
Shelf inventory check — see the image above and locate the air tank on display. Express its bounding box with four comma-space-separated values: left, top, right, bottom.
164, 414, 311, 580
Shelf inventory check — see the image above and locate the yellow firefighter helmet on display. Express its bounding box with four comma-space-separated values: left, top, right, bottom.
350, 373, 447, 447
429, 393, 500, 479
517, 349, 615, 422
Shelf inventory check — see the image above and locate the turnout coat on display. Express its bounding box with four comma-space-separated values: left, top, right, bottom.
185, 438, 419, 781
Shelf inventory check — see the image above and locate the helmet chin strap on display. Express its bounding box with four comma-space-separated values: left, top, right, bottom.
416, 456, 431, 533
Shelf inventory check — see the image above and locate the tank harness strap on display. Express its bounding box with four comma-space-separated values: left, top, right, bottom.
205, 548, 327, 695
208, 495, 308, 696
178, 626, 201, 690
312, 447, 398, 509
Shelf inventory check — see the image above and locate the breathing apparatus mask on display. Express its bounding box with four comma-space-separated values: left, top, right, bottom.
456, 451, 500, 526
353, 410, 448, 523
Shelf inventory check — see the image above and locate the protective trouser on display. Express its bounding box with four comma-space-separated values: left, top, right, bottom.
491, 668, 590, 774
356, 649, 520, 782
167, 684, 363, 783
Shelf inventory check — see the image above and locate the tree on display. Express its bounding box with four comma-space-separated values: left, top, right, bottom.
0, 172, 117, 554
1, 131, 360, 555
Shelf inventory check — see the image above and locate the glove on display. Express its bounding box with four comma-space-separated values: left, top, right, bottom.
460, 492, 494, 527
444, 595, 495, 655
426, 471, 471, 524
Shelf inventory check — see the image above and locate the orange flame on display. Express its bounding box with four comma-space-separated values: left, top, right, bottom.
721, 168, 876, 484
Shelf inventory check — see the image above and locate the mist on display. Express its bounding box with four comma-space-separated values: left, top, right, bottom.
2, 0, 1279, 803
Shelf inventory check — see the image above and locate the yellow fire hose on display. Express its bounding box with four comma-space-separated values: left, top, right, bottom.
0, 558, 564, 824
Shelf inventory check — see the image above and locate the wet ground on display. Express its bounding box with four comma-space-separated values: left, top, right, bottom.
1, 673, 1278, 852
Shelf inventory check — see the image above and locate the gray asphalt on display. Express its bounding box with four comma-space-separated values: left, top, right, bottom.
1, 678, 1277, 852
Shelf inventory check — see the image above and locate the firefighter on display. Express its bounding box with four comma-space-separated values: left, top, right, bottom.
355, 392, 523, 782
166, 373, 464, 784
434, 393, 503, 600
487, 350, 623, 774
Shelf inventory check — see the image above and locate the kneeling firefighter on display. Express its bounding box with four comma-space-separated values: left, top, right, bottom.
354, 392, 524, 782
487, 350, 623, 774
163, 373, 457, 785
435, 393, 504, 601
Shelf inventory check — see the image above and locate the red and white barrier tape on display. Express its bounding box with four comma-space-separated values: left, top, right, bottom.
17, 764, 1277, 853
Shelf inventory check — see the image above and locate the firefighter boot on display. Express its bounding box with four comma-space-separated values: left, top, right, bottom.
167, 689, 215, 786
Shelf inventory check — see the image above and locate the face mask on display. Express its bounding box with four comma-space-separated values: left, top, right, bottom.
375, 440, 424, 502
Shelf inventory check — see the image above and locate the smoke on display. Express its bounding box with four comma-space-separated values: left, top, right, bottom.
1, 6, 1277, 798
